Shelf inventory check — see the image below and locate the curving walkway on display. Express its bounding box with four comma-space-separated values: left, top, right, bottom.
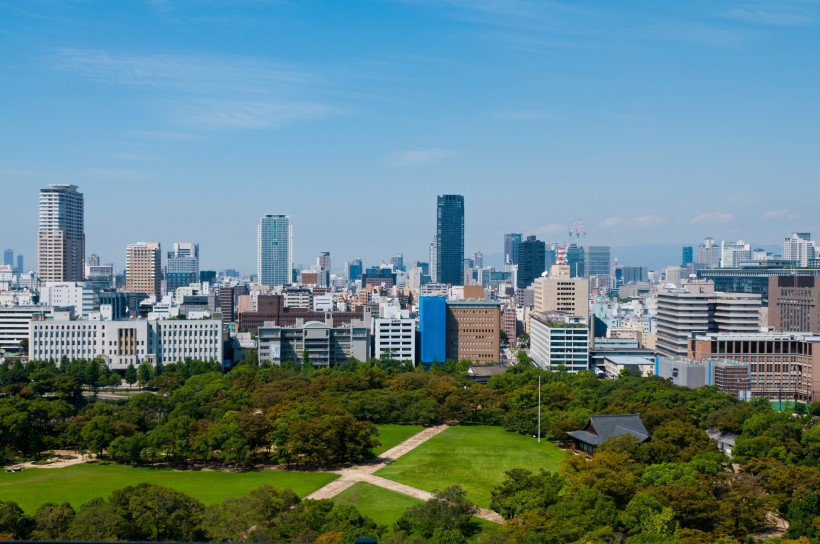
305, 425, 504, 524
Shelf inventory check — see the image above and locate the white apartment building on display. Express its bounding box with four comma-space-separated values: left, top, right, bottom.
372, 316, 417, 363
529, 311, 590, 373
784, 232, 816, 267
39, 282, 96, 318
720, 240, 751, 268
0, 305, 55, 353
29, 318, 223, 370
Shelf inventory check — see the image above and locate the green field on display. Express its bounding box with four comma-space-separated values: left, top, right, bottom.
0, 462, 338, 513
375, 426, 566, 508
333, 482, 423, 526
373, 424, 424, 456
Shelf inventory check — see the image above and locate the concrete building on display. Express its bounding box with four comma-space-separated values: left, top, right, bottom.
530, 311, 590, 373
126, 242, 162, 299
768, 276, 820, 333
445, 299, 501, 363
435, 195, 465, 286
39, 282, 96, 318
372, 316, 417, 363
237, 294, 365, 335
284, 286, 313, 309
29, 317, 223, 370
38, 184, 85, 282
257, 318, 370, 367
167, 242, 200, 295
501, 303, 518, 343
656, 281, 761, 357
696, 237, 721, 268
721, 240, 751, 268
419, 296, 446, 364
698, 262, 820, 301
689, 332, 820, 402
218, 284, 249, 324
784, 232, 815, 267
517, 235, 546, 289
0, 306, 56, 354
533, 265, 590, 321
257, 214, 292, 288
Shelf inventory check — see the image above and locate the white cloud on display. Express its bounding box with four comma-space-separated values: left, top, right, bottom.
601, 217, 624, 227
386, 148, 456, 166
631, 215, 666, 227
761, 209, 796, 220
691, 212, 734, 224
49, 48, 341, 131
535, 223, 567, 235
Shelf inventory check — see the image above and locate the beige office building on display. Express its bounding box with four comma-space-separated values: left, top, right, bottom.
38, 184, 85, 282
126, 242, 162, 299
533, 265, 590, 321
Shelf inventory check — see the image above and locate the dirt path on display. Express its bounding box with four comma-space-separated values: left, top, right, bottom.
305, 425, 504, 524
16, 450, 93, 470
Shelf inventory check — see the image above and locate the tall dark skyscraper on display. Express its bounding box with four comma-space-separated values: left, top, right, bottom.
682, 246, 694, 267
517, 235, 546, 289
3, 249, 12, 267
436, 195, 464, 286
504, 233, 522, 265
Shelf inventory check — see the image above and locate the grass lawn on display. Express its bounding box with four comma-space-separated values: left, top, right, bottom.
372, 424, 424, 456
0, 462, 338, 513
375, 425, 566, 509
333, 482, 422, 527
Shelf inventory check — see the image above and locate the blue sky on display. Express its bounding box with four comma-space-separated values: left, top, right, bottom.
1, 0, 819, 272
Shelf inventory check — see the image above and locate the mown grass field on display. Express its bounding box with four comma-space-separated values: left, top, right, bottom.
333, 482, 423, 526
375, 425, 567, 508
372, 424, 424, 456
0, 463, 338, 513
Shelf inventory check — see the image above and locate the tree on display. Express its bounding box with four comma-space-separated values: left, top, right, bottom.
137, 361, 154, 388
124, 363, 137, 390
202, 485, 300, 542
490, 468, 564, 519
31, 502, 75, 540
0, 500, 32, 539
395, 486, 477, 539
107, 483, 206, 541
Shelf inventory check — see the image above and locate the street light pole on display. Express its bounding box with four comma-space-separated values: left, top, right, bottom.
537, 375, 541, 444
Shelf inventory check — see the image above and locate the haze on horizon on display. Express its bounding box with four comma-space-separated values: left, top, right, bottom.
1, 1, 818, 272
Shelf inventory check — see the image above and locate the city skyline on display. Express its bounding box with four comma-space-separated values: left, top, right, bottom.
2, 2, 819, 271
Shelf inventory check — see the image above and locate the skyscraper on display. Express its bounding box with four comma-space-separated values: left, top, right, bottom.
682, 246, 693, 267
435, 195, 464, 286
126, 242, 162, 299
504, 233, 523, 265
3, 250, 12, 267
167, 242, 200, 294
38, 184, 85, 282
16, 255, 23, 273
517, 235, 546, 289
258, 215, 292, 287
584, 246, 611, 278
784, 232, 816, 267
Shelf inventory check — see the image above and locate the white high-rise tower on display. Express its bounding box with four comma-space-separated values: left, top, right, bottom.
38, 184, 85, 282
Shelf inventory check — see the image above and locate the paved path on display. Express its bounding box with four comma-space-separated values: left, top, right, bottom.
305, 425, 504, 524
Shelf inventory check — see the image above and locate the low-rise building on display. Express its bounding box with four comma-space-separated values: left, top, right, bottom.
530, 311, 590, 373
29, 317, 223, 370
372, 315, 416, 363
257, 318, 370, 367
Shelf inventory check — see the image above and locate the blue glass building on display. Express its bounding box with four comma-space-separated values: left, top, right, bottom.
419, 296, 447, 364
436, 195, 464, 286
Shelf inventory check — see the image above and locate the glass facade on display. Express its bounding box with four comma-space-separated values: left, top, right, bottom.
436, 195, 464, 286
419, 296, 446, 363
257, 215, 292, 287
